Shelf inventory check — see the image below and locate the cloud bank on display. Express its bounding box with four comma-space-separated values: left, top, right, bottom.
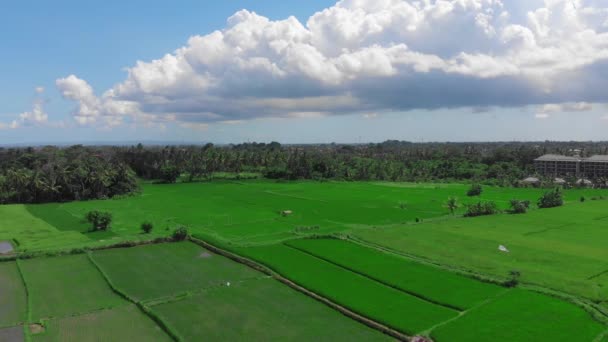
55, 0, 608, 127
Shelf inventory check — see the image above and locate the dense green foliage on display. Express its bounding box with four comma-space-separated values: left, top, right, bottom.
538, 187, 564, 208
91, 242, 261, 301
431, 290, 605, 342
0, 145, 138, 204
467, 184, 483, 196
0, 262, 26, 327
464, 201, 499, 217
286, 238, 504, 310
141, 221, 153, 234
32, 304, 171, 342
151, 277, 388, 341
19, 254, 125, 320
235, 243, 459, 335
508, 199, 530, 214
86, 210, 113, 231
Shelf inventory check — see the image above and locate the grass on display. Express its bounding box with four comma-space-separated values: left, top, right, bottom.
353, 200, 608, 301
0, 262, 26, 327
151, 277, 389, 341
18, 181, 605, 250
90, 242, 263, 302
31, 304, 171, 342
19, 254, 125, 320
234, 243, 459, 335
286, 238, 504, 310
430, 289, 605, 342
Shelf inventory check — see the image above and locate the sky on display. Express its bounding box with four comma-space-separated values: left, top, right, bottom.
1, 0, 608, 144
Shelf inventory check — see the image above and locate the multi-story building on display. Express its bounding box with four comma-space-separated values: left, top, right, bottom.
580, 155, 608, 178
533, 154, 580, 177
534, 154, 608, 178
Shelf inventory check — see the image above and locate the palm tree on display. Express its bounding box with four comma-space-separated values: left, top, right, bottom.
446, 197, 459, 215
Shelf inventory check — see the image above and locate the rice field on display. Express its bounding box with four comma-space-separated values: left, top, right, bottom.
31, 304, 171, 342
1, 180, 607, 340
151, 277, 389, 341
234, 243, 459, 335
90, 242, 262, 302
286, 238, 504, 310
18, 254, 125, 320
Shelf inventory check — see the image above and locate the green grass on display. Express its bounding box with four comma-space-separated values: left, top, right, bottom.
0, 262, 26, 327
91, 242, 262, 302
234, 243, 459, 335
20, 181, 606, 249
151, 277, 389, 341
286, 238, 504, 310
32, 304, 171, 342
354, 200, 608, 301
19, 254, 125, 320
431, 289, 605, 342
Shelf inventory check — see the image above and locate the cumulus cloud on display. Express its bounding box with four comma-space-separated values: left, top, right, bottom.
55, 0, 608, 128
2, 87, 51, 129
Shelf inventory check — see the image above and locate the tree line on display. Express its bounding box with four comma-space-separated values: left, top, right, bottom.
1, 141, 607, 204
0, 145, 138, 204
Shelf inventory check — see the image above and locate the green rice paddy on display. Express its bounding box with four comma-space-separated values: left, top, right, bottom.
1, 180, 607, 340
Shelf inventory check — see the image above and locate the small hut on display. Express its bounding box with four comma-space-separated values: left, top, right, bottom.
521, 177, 540, 187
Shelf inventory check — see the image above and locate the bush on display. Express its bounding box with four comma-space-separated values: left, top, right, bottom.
159, 164, 180, 183
580, 196, 586, 203
464, 201, 499, 217
538, 187, 564, 209
85, 210, 112, 231
172, 226, 189, 241
467, 184, 483, 196
508, 199, 530, 214
141, 221, 153, 234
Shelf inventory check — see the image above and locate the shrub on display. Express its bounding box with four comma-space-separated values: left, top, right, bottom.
446, 197, 459, 215
503, 270, 521, 288
172, 226, 189, 241
538, 187, 564, 209
85, 210, 112, 231
508, 199, 530, 214
141, 221, 153, 234
159, 164, 180, 183
399, 201, 407, 210
467, 184, 483, 196
464, 201, 499, 217
580, 196, 586, 203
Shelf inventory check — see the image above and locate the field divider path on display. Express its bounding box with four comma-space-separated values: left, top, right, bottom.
86, 252, 182, 342
189, 236, 412, 341
14, 259, 32, 342
283, 242, 463, 312
419, 288, 513, 337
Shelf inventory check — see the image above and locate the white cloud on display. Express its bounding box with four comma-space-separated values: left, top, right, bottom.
363, 112, 379, 119
55, 0, 608, 129
3, 87, 53, 129
538, 102, 593, 114
535, 113, 550, 119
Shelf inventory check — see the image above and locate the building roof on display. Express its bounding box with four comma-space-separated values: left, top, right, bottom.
534, 154, 581, 162
584, 155, 608, 162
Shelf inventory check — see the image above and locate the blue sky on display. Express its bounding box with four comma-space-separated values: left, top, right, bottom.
1, 0, 607, 144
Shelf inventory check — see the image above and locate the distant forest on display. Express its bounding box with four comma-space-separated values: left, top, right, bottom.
1, 141, 608, 204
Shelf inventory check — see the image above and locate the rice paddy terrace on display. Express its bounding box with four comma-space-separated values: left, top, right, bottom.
1, 180, 608, 341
